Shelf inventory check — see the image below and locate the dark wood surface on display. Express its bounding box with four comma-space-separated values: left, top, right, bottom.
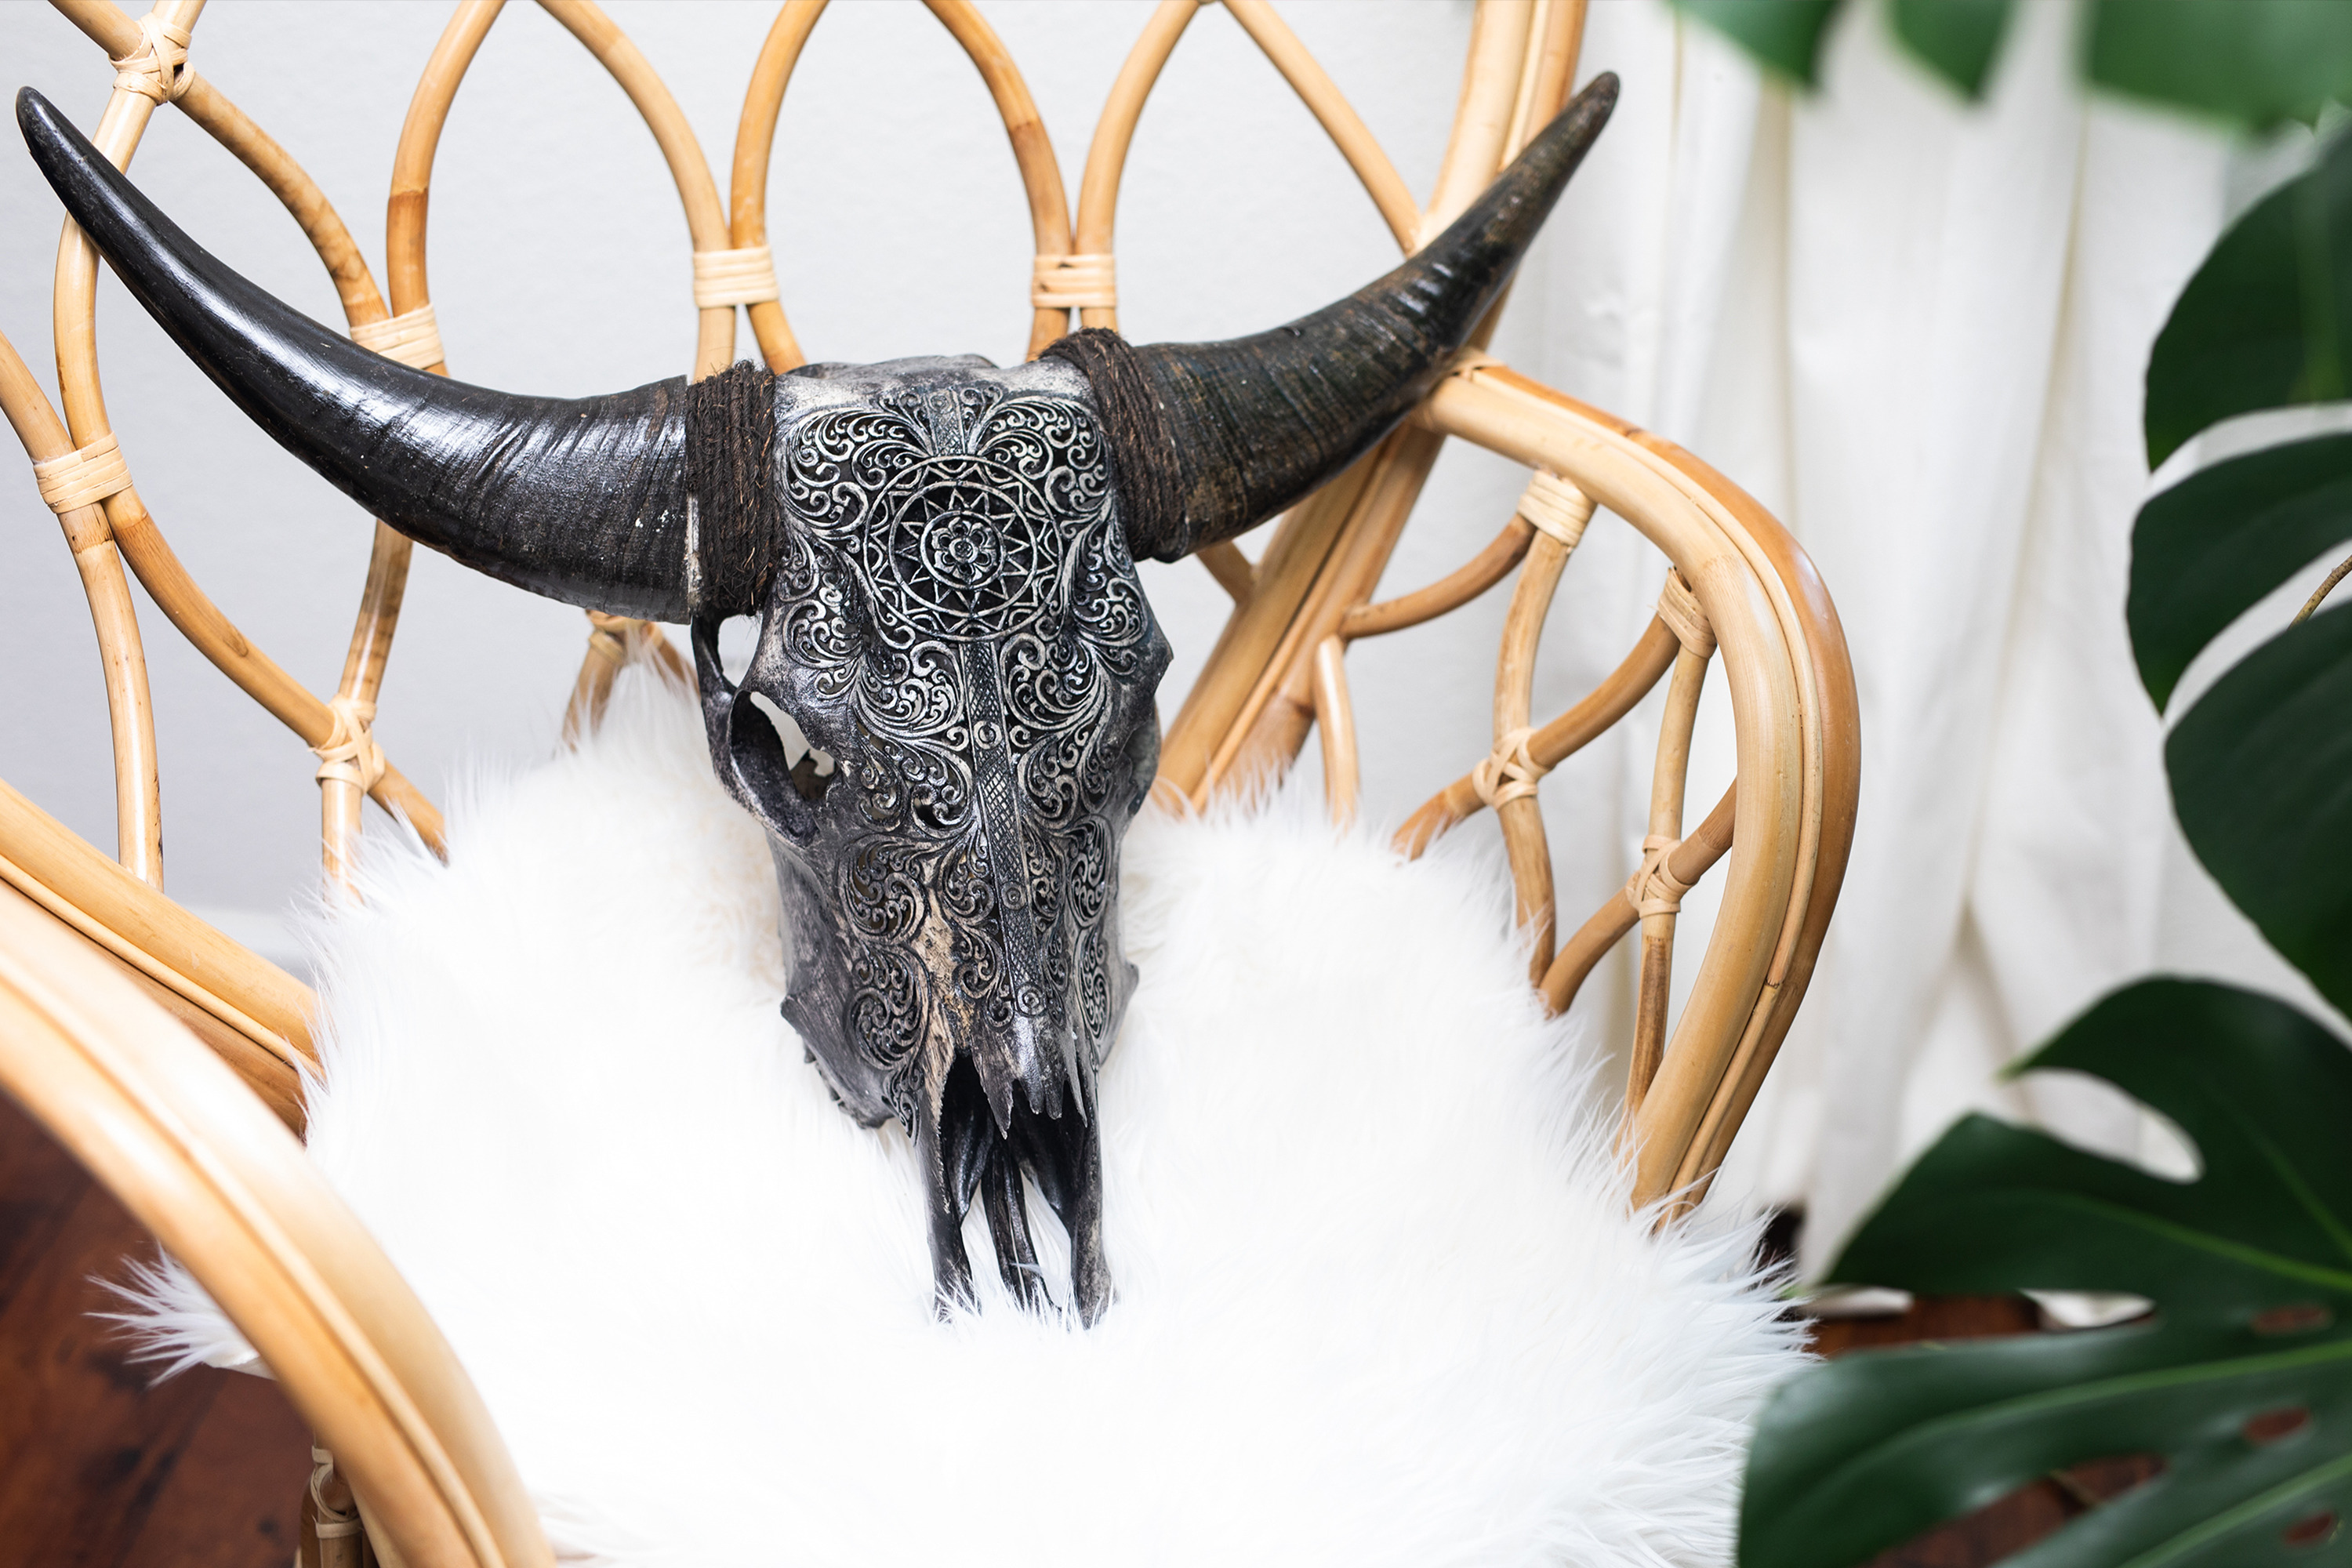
0, 1091, 2139, 1568
1813, 1295, 2162, 1568
0, 1091, 308, 1568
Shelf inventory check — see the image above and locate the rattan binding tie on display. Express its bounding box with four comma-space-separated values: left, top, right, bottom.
583, 608, 636, 667
1443, 347, 1501, 380
1627, 833, 1693, 918
313, 694, 385, 793
307, 1446, 363, 1544
692, 245, 779, 309
1517, 470, 1595, 549
111, 14, 194, 104
351, 305, 445, 372
1033, 253, 1117, 310
1471, 724, 1548, 808
1655, 567, 1715, 657
33, 433, 132, 514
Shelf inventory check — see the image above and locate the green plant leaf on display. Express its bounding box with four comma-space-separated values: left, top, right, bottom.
1888, 0, 2013, 100
1669, 0, 1846, 88
2128, 431, 2352, 710
2166, 606, 2352, 1016
2089, 0, 2352, 132
2145, 131, 2352, 468
1739, 979, 2352, 1568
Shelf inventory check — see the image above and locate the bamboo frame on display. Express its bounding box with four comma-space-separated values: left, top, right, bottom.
1491, 524, 1577, 980
1340, 516, 1532, 640
0, 7, 1859, 1562
1393, 617, 1682, 855
0, 774, 313, 1083
728, 0, 1077, 368
0, 891, 550, 1568
45, 0, 450, 890
1088, 0, 1858, 1218
1628, 630, 1713, 1115
0, 327, 161, 884
1545, 782, 1736, 1019
1311, 636, 1359, 825
1155, 4, 1573, 800
1410, 363, 1860, 1208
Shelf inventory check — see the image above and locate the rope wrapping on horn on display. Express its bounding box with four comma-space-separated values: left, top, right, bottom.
683, 361, 783, 615
1040, 328, 1190, 563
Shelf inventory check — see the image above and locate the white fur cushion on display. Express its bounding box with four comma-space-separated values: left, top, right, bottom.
125, 670, 1798, 1566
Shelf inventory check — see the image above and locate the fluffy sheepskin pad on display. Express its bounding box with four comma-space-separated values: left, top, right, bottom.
123, 668, 1800, 1566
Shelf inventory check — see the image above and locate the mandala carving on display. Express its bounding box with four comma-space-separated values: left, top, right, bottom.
695, 358, 1170, 1151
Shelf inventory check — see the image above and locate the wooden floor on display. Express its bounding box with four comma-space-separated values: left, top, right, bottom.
0, 1092, 309, 1568
0, 1089, 2142, 1568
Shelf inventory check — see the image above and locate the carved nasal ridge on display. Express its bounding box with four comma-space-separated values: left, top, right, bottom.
684, 361, 786, 616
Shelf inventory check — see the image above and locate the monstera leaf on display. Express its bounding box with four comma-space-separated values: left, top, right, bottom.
1671, 0, 2352, 122
1670, 0, 1843, 86
2127, 128, 2352, 1021
2165, 607, 2352, 1018
1740, 980, 2352, 1568
1722, 13, 2352, 1568
2089, 1, 2352, 136
1887, 0, 2013, 100
2128, 431, 2352, 711
2143, 129, 2352, 470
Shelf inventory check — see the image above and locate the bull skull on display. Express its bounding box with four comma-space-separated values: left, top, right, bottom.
19, 74, 1617, 1323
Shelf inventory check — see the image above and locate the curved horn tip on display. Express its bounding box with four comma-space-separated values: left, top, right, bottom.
1125, 65, 1626, 558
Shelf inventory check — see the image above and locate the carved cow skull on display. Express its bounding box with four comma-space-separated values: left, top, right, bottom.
19, 74, 1617, 1323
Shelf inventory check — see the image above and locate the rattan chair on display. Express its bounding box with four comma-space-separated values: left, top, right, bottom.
0, 3, 1858, 1563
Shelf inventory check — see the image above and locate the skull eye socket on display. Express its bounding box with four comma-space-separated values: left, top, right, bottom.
752, 692, 837, 803
725, 688, 834, 840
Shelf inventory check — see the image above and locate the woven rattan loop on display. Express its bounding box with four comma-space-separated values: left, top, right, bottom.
307, 1446, 364, 1541
312, 694, 385, 793
350, 305, 446, 372
1517, 469, 1595, 549
1471, 724, 1547, 808
33, 434, 132, 515
1655, 567, 1716, 658
691, 245, 780, 310
1627, 832, 1693, 918
1033, 253, 1117, 310
111, 14, 194, 103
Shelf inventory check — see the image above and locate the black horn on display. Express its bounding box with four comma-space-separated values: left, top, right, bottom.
16, 87, 704, 622
1048, 72, 1619, 562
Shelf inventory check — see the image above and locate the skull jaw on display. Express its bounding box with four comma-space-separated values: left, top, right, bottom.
772, 844, 1125, 1323
916, 1050, 1112, 1327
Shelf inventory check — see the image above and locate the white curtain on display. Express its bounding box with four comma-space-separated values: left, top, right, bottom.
1525, 0, 2339, 1272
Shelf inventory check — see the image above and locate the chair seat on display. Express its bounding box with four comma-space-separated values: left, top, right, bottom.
122, 669, 1798, 1567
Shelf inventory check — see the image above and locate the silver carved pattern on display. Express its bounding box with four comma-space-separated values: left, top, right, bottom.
767, 379, 1160, 1119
